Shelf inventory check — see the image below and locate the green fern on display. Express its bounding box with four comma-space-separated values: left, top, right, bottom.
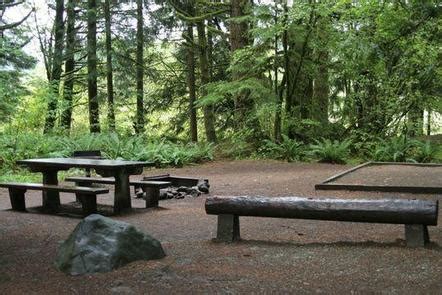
262, 135, 305, 162
309, 138, 352, 164
0, 132, 214, 170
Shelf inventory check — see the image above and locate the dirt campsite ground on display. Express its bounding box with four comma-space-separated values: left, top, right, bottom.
0, 160, 441, 294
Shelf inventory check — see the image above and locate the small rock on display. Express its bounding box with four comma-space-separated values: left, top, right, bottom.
197, 180, 210, 193
177, 186, 190, 193
189, 187, 201, 198
175, 192, 186, 199
134, 189, 145, 199
114, 280, 124, 286
110, 286, 135, 294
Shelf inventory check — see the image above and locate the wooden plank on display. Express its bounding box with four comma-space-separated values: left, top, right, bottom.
316, 161, 442, 194
8, 188, 26, 211
320, 162, 372, 184
372, 162, 442, 167
0, 183, 109, 194
65, 176, 171, 188
16, 158, 153, 169
142, 175, 202, 187
72, 150, 102, 158
77, 193, 97, 216
65, 176, 115, 184
144, 187, 160, 208
315, 183, 442, 194
130, 180, 171, 188
205, 196, 438, 225
142, 174, 170, 179
405, 224, 430, 247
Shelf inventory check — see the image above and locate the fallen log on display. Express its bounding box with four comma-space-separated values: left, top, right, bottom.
206, 196, 438, 225
205, 196, 438, 247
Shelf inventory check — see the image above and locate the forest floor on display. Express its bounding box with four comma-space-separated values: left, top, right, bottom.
0, 160, 441, 294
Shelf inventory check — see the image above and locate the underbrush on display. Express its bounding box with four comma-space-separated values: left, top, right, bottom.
0, 131, 440, 182
372, 137, 439, 163
260, 135, 305, 162
0, 168, 42, 183
256, 136, 441, 164
0, 132, 214, 171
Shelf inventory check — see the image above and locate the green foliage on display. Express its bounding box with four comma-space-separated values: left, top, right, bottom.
0, 168, 42, 183
0, 24, 36, 122
215, 130, 256, 159
0, 132, 213, 171
1, 1, 441, 168
413, 141, 440, 163
261, 135, 304, 162
199, 78, 276, 107
309, 138, 352, 164
372, 137, 439, 163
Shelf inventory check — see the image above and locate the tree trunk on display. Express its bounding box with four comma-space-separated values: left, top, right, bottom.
274, 74, 286, 142
60, 0, 76, 130
135, 0, 145, 134
312, 52, 329, 124
408, 107, 424, 137
282, 2, 291, 115
286, 4, 316, 139
273, 2, 281, 142
300, 77, 313, 120
310, 0, 328, 125
230, 0, 249, 51
185, 24, 198, 142
87, 0, 100, 133
104, 0, 115, 131
43, 0, 64, 133
426, 110, 431, 136
230, 0, 250, 128
196, 21, 217, 143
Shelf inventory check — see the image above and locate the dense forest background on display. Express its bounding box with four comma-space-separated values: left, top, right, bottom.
0, 0, 441, 175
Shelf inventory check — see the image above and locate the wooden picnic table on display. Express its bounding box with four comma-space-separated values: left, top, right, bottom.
17, 158, 153, 214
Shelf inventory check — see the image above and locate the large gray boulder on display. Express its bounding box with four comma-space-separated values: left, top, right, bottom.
55, 214, 165, 275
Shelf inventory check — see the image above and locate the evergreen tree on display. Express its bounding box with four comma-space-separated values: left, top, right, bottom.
87, 0, 100, 133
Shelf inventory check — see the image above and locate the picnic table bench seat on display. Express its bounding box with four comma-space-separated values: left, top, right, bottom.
64, 176, 171, 208
0, 182, 109, 216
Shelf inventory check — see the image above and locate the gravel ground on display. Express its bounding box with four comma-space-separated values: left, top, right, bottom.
0, 160, 441, 294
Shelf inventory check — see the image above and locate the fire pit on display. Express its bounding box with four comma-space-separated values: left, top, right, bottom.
135, 174, 210, 200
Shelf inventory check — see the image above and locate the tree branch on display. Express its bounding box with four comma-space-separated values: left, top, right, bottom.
0, 8, 33, 31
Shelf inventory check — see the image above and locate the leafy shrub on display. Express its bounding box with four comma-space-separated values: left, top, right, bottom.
215, 130, 257, 159
413, 141, 439, 163
372, 136, 413, 162
0, 132, 214, 170
261, 135, 305, 162
372, 137, 439, 163
309, 138, 352, 164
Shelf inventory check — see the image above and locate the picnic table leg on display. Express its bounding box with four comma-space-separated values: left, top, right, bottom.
42, 170, 60, 213
75, 180, 92, 203
144, 186, 160, 208
9, 188, 26, 211
78, 193, 97, 216
113, 169, 131, 214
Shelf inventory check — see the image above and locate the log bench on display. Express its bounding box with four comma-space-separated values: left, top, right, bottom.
205, 196, 439, 247
0, 182, 109, 216
64, 176, 171, 208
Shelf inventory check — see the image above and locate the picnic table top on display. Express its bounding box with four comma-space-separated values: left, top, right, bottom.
16, 158, 153, 170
